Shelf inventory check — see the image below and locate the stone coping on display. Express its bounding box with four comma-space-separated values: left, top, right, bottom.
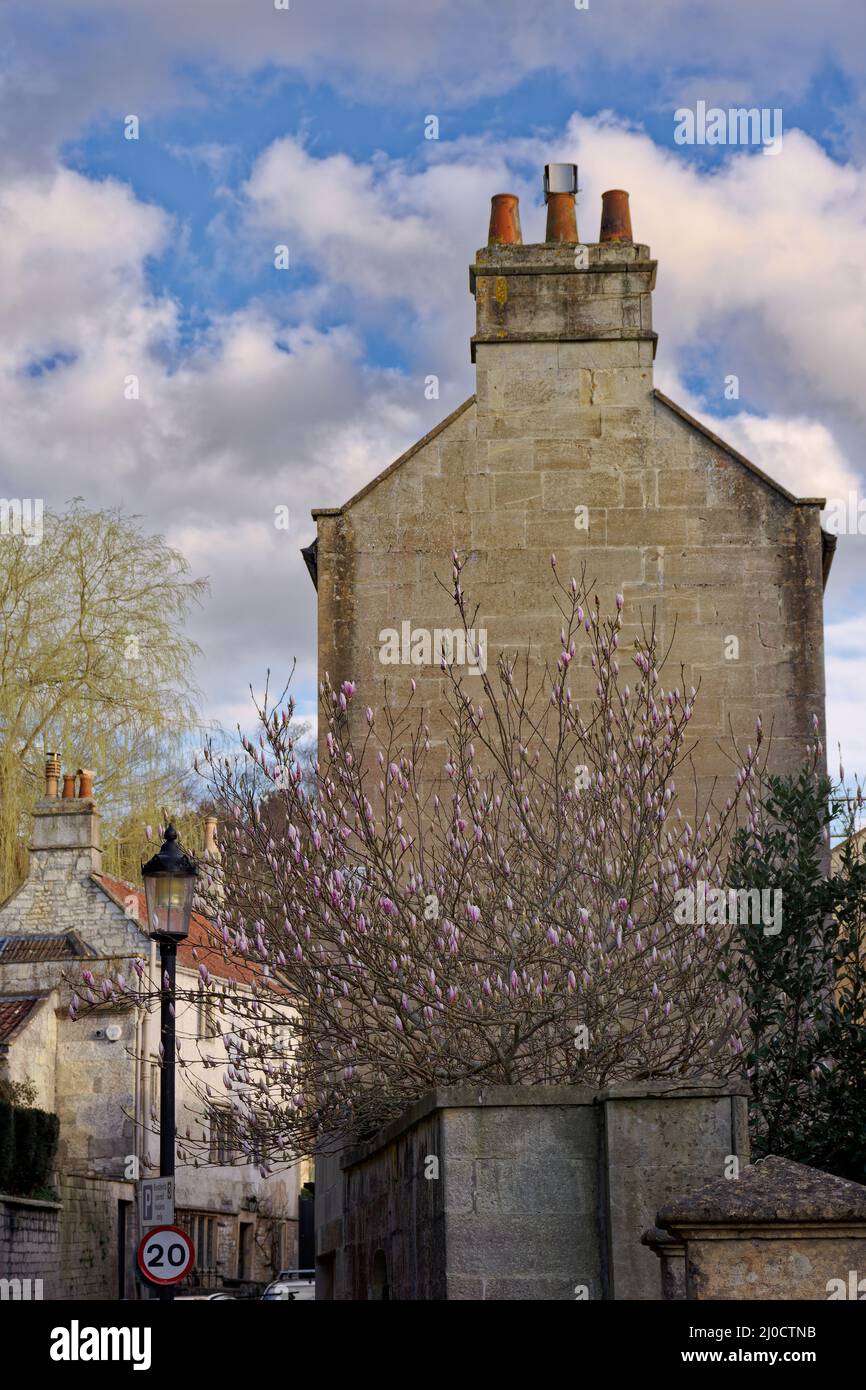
658, 1155, 866, 1228
596, 1077, 750, 1101
0, 1192, 62, 1209
335, 1077, 750, 1171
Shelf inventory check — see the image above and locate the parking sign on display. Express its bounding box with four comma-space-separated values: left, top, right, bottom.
139, 1176, 175, 1227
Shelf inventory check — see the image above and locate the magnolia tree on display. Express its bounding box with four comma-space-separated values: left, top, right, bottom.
74, 557, 764, 1164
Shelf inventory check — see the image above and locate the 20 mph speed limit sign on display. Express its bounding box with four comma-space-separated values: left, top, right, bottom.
137, 1225, 195, 1285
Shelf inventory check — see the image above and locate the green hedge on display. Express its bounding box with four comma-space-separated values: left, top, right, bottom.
0, 1101, 13, 1191
0, 1099, 59, 1195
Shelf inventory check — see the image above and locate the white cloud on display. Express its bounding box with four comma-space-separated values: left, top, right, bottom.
4, 1, 866, 172
0, 166, 430, 724
826, 614, 866, 779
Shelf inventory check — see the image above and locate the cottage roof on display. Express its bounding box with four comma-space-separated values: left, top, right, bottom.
0, 993, 46, 1044
0, 933, 91, 964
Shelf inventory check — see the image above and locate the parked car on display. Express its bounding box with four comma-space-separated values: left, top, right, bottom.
261, 1269, 316, 1301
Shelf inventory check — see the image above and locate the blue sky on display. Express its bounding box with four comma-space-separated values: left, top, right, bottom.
1, 0, 864, 771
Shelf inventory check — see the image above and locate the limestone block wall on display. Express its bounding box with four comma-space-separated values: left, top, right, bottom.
316, 396, 824, 810
439, 1091, 601, 1300
2, 992, 57, 1111
0, 1175, 137, 1301
54, 1009, 138, 1175
0, 1194, 61, 1298
58, 1174, 137, 1299
315, 1079, 750, 1300
599, 1080, 750, 1300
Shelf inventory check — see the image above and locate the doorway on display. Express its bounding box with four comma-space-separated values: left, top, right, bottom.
237, 1221, 253, 1281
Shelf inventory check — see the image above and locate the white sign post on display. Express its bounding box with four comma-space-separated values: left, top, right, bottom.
139, 1177, 175, 1228
137, 1225, 195, 1286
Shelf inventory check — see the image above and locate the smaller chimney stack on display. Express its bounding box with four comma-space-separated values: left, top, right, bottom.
487, 194, 522, 246
44, 752, 60, 799
599, 189, 633, 244
544, 163, 578, 243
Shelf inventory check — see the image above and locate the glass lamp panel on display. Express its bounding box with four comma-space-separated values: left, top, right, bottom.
144, 873, 195, 938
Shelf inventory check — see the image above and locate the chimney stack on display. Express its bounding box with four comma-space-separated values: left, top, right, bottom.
204, 815, 219, 858
470, 165, 655, 410
487, 193, 522, 246
31, 759, 102, 874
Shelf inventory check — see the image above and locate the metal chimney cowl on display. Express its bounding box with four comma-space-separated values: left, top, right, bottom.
543, 163, 578, 201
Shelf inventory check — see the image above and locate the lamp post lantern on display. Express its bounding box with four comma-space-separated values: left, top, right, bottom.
142, 824, 197, 1302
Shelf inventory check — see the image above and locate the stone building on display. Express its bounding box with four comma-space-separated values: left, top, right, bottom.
0, 761, 303, 1299
305, 166, 833, 799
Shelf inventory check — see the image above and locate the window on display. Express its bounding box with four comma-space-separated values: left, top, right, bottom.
196, 987, 218, 1040
196, 1214, 217, 1270
209, 1107, 236, 1165
178, 1211, 218, 1275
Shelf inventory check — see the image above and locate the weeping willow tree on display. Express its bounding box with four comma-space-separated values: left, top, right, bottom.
0, 499, 208, 899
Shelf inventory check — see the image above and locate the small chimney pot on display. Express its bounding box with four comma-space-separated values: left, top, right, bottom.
600, 189, 633, 243
61, 773, 77, 800
487, 194, 522, 246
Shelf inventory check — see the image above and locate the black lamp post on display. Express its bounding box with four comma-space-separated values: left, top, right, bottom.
142, 824, 197, 1302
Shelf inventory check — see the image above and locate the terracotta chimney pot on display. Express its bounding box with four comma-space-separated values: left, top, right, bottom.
487, 194, 522, 246
77, 768, 94, 799
544, 163, 579, 243
599, 189, 633, 243
545, 192, 578, 244
61, 773, 77, 799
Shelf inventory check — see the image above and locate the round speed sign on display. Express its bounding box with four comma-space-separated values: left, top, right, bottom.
137, 1225, 195, 1285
